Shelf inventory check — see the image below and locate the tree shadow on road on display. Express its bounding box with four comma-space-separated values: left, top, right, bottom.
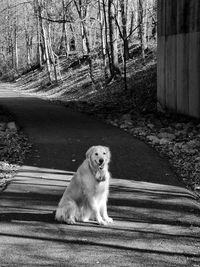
0, 166, 200, 229
1, 166, 200, 261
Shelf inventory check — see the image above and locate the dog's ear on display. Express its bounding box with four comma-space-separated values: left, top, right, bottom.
86, 146, 95, 159
105, 146, 111, 162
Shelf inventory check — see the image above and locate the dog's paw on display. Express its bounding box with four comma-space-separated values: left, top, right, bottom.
81, 217, 90, 223
105, 216, 113, 224
97, 217, 107, 225
66, 218, 76, 224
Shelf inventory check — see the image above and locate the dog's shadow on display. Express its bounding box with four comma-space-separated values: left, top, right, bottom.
0, 211, 103, 227
0, 211, 56, 223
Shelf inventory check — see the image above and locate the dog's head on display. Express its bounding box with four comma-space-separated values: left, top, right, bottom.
86, 145, 111, 170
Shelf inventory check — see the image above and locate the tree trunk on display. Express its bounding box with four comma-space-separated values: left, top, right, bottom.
98, 0, 108, 78
59, 0, 69, 56
108, 0, 120, 79
14, 24, 19, 71
35, 0, 43, 67
37, 0, 53, 82
120, 0, 129, 60
102, 0, 112, 78
138, 0, 147, 59
74, 0, 95, 83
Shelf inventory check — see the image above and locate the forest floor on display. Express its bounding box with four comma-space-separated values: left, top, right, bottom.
0, 105, 31, 191
13, 46, 200, 194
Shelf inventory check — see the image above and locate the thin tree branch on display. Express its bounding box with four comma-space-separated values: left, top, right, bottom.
0, 1, 32, 14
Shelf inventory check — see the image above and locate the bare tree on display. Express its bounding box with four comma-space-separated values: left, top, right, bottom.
108, 0, 121, 80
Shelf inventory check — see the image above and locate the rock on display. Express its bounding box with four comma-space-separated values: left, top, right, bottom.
137, 121, 146, 127
133, 127, 145, 134
186, 122, 194, 128
182, 147, 197, 155
120, 123, 128, 129
188, 132, 194, 138
195, 157, 200, 162
195, 162, 200, 171
121, 114, 132, 122
109, 120, 118, 127
175, 129, 187, 137
186, 140, 200, 148
147, 135, 160, 145
159, 138, 171, 145
138, 130, 147, 137
125, 121, 133, 127
160, 127, 168, 133
147, 123, 154, 130
174, 142, 184, 149
158, 132, 176, 140
174, 123, 184, 130
166, 126, 174, 133
6, 122, 17, 132
0, 122, 6, 131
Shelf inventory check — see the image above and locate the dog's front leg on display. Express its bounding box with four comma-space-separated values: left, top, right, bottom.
101, 201, 113, 224
89, 199, 106, 225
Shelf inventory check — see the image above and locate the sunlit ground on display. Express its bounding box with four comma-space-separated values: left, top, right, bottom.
0, 164, 200, 260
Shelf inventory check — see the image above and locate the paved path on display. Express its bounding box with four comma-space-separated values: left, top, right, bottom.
0, 82, 200, 266
0, 83, 181, 185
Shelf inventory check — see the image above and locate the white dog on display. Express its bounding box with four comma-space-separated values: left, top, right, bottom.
55, 146, 113, 225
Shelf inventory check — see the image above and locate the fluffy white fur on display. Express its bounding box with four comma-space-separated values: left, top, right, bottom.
55, 146, 113, 225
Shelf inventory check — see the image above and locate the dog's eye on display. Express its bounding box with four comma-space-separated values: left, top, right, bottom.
95, 153, 98, 156
103, 152, 106, 155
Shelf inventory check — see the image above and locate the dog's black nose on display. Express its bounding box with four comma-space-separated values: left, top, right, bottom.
99, 158, 104, 164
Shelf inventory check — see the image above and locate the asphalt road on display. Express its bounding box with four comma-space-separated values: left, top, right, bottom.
0, 83, 200, 266
0, 83, 182, 186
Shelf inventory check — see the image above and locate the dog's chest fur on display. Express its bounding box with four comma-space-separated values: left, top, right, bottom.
94, 170, 109, 195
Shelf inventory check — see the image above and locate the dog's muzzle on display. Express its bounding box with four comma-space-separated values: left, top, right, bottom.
95, 159, 105, 170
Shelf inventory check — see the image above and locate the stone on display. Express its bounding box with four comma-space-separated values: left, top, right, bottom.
182, 147, 197, 155
195, 162, 200, 171
147, 135, 160, 145
195, 157, 200, 162
120, 124, 128, 129
175, 130, 187, 137
109, 120, 118, 127
133, 127, 144, 134
137, 121, 146, 127
187, 140, 200, 148
138, 130, 147, 137
6, 122, 17, 132
159, 138, 171, 145
174, 142, 184, 149
124, 121, 133, 127
121, 114, 132, 122
0, 122, 6, 131
147, 123, 154, 130
160, 128, 168, 133
174, 123, 183, 130
158, 132, 176, 140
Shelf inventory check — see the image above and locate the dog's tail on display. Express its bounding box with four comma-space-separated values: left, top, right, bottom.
55, 207, 65, 222
55, 200, 78, 224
